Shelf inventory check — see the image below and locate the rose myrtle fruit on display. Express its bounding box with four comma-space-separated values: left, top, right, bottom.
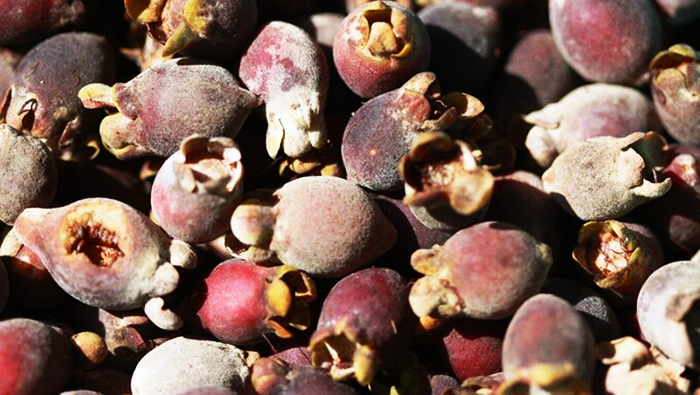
252, 357, 361, 395
400, 131, 494, 231
0, 0, 86, 47
333, 0, 431, 99
409, 221, 552, 321
524, 83, 661, 169
499, 294, 596, 395
0, 258, 6, 315
649, 44, 700, 147
229, 176, 397, 278
342, 71, 484, 191
572, 220, 665, 306
151, 135, 244, 244
0, 318, 73, 395
239, 21, 329, 160
308, 267, 416, 385
124, 0, 258, 61
0, 124, 57, 225
182, 258, 316, 345
549, 0, 663, 85
174, 387, 239, 395
542, 132, 672, 221
0, 32, 115, 161
79, 57, 261, 159
11, 197, 198, 331
489, 29, 579, 130
483, 169, 576, 268
637, 260, 700, 366
541, 277, 621, 343
413, 318, 506, 382
417, 2, 502, 94
130, 336, 256, 395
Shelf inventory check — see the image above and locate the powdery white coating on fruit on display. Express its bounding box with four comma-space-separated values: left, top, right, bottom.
270, 176, 397, 278
11, 198, 195, 310
0, 124, 57, 225
0, 318, 73, 395
637, 260, 700, 366
130, 336, 252, 395
87, 58, 260, 159
502, 294, 596, 385
150, 136, 243, 243
239, 21, 328, 158
549, 0, 663, 85
525, 83, 661, 169
542, 133, 672, 221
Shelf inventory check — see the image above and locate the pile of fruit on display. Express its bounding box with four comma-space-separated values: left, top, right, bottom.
0, 0, 699, 394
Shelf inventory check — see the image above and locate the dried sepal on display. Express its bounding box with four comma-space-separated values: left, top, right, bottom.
400, 131, 494, 231
596, 336, 692, 394
264, 265, 317, 338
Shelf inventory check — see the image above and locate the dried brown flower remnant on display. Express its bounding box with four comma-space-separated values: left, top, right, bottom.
401, 131, 494, 231
650, 44, 700, 147
542, 132, 672, 221
11, 198, 197, 330
573, 220, 665, 305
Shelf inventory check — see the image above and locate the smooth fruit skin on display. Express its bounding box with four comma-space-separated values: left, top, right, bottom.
549, 0, 663, 85
0, 318, 73, 395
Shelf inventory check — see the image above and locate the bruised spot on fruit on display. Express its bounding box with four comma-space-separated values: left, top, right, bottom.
62, 212, 124, 267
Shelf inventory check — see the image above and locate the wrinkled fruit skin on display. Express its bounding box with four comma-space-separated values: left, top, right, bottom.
11, 197, 197, 330
183, 259, 315, 345
239, 21, 329, 159
637, 260, 700, 366
0, 124, 57, 225
0, 0, 86, 47
500, 294, 596, 394
130, 336, 254, 395
1, 32, 115, 159
650, 44, 700, 147
125, 0, 258, 61
0, 318, 73, 395
79, 57, 261, 159
308, 267, 416, 385
542, 132, 672, 221
524, 83, 661, 169
230, 176, 397, 278
409, 221, 553, 320
333, 0, 431, 98
549, 0, 663, 85
151, 135, 244, 244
